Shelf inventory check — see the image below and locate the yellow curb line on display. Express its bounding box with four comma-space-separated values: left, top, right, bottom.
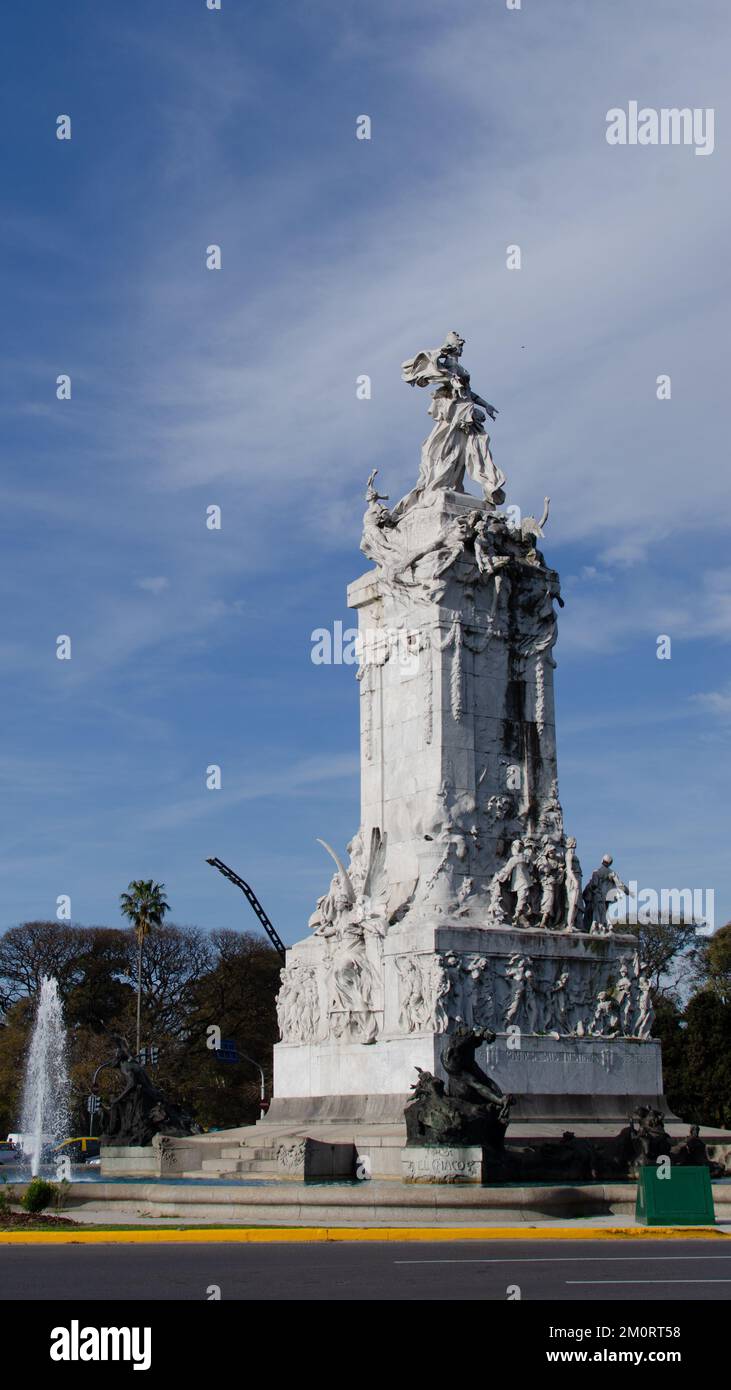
0, 1225, 727, 1245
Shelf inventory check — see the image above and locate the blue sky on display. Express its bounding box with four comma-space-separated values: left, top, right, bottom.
1, 0, 729, 945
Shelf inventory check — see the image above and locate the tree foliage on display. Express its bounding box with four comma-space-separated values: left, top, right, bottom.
690, 921, 731, 1005
0, 919, 279, 1136
622, 916, 699, 1000
119, 882, 170, 944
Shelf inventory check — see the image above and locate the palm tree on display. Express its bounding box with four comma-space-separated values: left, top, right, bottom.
119, 880, 170, 1055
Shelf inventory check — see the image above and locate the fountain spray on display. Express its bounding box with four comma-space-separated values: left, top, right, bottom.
20, 975, 70, 1176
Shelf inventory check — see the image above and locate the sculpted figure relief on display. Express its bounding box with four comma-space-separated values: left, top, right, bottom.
634, 974, 654, 1039
396, 953, 457, 1035
613, 957, 635, 1036
361, 468, 481, 601
389, 944, 654, 1042
504, 953, 538, 1032
472, 513, 510, 617
495, 839, 537, 927
583, 854, 630, 935
276, 966, 300, 1041
427, 955, 452, 1033
589, 990, 620, 1038
564, 836, 583, 931
395, 951, 499, 1037
276, 964, 322, 1044
305, 828, 397, 1045
395, 955, 426, 1033
543, 968, 571, 1034
535, 841, 565, 930
326, 911, 385, 1045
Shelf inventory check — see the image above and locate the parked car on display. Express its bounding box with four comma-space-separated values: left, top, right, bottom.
53, 1137, 101, 1164
0, 1141, 17, 1166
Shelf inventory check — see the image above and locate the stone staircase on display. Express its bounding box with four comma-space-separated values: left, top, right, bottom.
166, 1122, 406, 1181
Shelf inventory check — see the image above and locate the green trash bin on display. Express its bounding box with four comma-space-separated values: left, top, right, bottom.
636, 1165, 716, 1226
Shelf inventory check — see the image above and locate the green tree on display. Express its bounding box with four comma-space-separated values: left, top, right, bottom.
680, 991, 731, 1128
0, 997, 33, 1139
0, 922, 89, 1016
119, 881, 170, 1054
623, 916, 699, 1002
690, 922, 731, 1004
653, 989, 731, 1129
183, 931, 280, 1128
63, 928, 134, 1032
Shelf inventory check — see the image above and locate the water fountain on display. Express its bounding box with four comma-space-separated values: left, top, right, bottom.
19, 975, 70, 1176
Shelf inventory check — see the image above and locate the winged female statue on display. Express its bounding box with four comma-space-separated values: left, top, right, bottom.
396, 332, 506, 512
309, 828, 393, 1044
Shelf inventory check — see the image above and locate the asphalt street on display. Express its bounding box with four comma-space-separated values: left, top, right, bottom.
2, 1239, 731, 1301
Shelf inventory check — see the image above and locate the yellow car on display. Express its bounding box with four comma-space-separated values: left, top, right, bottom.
53, 1137, 101, 1163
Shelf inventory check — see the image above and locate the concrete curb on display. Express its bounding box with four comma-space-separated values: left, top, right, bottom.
0, 1224, 727, 1245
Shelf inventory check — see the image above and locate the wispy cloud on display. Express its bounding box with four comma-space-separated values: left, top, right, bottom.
1, 0, 729, 934
692, 682, 731, 718
142, 753, 360, 832
136, 576, 169, 594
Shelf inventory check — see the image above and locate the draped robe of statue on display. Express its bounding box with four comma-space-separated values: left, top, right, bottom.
397, 345, 506, 512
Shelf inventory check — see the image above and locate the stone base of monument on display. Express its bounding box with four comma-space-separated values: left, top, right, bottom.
95, 1117, 731, 1195
402, 1145, 485, 1183
273, 1136, 357, 1180
273, 923, 667, 1129
100, 1146, 158, 1177
271, 1034, 667, 1128
100, 1135, 213, 1179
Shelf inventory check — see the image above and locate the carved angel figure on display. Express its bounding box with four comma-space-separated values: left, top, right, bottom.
312, 828, 393, 1045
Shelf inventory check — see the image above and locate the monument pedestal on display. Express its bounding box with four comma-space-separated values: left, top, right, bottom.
402, 1145, 484, 1184
272, 921, 663, 1128
271, 1036, 664, 1129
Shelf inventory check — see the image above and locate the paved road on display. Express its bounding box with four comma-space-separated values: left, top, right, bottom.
3, 1239, 731, 1300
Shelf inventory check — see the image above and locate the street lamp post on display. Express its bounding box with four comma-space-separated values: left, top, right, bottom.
239, 1052, 267, 1119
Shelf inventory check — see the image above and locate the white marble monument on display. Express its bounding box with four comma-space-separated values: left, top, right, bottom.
270, 333, 661, 1128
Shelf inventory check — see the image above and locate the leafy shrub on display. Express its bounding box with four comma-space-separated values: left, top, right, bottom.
21, 1177, 54, 1213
